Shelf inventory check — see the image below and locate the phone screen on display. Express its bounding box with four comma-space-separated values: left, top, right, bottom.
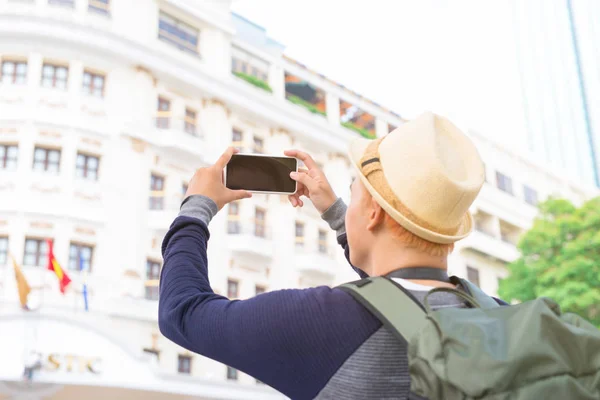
226, 154, 297, 193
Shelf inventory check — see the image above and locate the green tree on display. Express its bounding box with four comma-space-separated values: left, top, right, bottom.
499, 197, 600, 327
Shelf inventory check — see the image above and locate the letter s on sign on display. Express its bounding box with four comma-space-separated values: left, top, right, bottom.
47, 354, 60, 371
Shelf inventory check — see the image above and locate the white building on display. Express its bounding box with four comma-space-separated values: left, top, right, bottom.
0, 0, 595, 399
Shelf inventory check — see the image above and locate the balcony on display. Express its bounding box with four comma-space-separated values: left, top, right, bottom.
226, 220, 274, 261
147, 192, 180, 231
457, 229, 520, 264
150, 113, 205, 160
294, 243, 338, 280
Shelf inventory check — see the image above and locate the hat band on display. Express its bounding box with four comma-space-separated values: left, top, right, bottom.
359, 138, 460, 236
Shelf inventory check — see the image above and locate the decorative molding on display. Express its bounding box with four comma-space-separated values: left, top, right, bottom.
30, 221, 53, 230
81, 137, 103, 147
154, 155, 160, 165
0, 220, 8, 226
134, 65, 157, 86
39, 98, 67, 109
40, 131, 62, 139
31, 184, 61, 194
0, 127, 18, 134
74, 191, 101, 201
130, 137, 147, 153
74, 226, 96, 236
81, 104, 107, 117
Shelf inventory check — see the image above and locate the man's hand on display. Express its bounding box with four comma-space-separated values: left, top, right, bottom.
284, 149, 337, 214
185, 147, 252, 210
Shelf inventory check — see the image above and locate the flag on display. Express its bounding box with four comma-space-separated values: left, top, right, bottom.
79, 253, 89, 311
46, 239, 71, 294
11, 255, 31, 310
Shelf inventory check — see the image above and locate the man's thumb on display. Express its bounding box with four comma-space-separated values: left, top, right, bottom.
229, 189, 252, 201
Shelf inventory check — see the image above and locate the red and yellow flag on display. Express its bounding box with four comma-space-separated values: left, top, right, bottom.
46, 239, 71, 294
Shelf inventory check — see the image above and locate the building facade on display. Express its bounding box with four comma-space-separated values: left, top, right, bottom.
0, 0, 595, 399
511, 0, 600, 187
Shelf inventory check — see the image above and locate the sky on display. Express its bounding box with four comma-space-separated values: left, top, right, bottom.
231, 0, 528, 149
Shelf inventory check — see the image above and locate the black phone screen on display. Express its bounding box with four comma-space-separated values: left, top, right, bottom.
226, 155, 297, 193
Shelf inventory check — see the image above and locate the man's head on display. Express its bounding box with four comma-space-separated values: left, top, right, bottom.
344, 112, 484, 274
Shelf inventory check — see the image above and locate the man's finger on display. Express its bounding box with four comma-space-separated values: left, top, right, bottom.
215, 147, 236, 170
290, 171, 316, 191
284, 149, 318, 170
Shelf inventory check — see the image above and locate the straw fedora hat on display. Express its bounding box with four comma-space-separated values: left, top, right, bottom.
348, 112, 485, 244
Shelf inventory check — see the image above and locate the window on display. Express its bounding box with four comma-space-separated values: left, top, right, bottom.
147, 260, 161, 280
227, 202, 240, 234
41, 63, 68, 90
82, 70, 105, 98
158, 11, 199, 54
227, 279, 239, 299
255, 207, 266, 238
145, 259, 161, 300
88, 0, 109, 15
295, 221, 304, 247
466, 266, 480, 287
48, 0, 74, 7
255, 285, 266, 295
182, 182, 188, 199
226, 366, 238, 381
524, 185, 538, 206
496, 172, 513, 195
177, 355, 192, 374
33, 147, 61, 174
1, 60, 27, 84
23, 238, 48, 267
184, 108, 197, 135
68, 243, 93, 272
0, 237, 7, 265
0, 144, 18, 170
318, 229, 328, 254
232, 128, 243, 147
149, 174, 164, 210
76, 153, 99, 181
253, 137, 264, 154
156, 97, 170, 129
143, 348, 160, 361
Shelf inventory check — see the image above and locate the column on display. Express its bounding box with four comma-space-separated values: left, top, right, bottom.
201, 98, 231, 163
326, 92, 340, 126
375, 118, 388, 138
269, 63, 285, 99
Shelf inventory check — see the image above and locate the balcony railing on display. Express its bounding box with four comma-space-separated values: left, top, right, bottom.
226, 219, 271, 239
154, 113, 202, 137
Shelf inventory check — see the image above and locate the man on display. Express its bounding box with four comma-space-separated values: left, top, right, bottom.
159, 112, 496, 399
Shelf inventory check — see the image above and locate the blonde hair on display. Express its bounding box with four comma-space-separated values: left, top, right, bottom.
383, 213, 454, 257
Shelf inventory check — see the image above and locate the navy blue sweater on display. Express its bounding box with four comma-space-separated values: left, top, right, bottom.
158, 197, 503, 399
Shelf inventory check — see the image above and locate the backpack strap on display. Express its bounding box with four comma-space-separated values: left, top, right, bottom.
338, 277, 428, 344
451, 276, 500, 309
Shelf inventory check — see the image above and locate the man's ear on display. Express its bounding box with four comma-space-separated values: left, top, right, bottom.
366, 197, 385, 232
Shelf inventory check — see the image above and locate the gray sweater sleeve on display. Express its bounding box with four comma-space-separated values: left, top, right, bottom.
321, 198, 347, 237
179, 195, 218, 225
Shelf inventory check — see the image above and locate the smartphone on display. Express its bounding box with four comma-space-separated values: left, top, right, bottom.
225, 154, 298, 194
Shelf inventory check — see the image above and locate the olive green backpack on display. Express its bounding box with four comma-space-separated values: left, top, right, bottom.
340, 276, 600, 400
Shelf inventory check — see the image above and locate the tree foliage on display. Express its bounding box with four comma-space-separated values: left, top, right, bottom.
498, 197, 600, 327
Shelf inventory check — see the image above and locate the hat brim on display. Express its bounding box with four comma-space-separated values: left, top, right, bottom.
348, 137, 473, 244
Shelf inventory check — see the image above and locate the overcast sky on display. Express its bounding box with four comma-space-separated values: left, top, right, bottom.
231, 0, 528, 149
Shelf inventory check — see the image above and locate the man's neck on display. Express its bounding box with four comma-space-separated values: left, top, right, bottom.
367, 238, 448, 279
